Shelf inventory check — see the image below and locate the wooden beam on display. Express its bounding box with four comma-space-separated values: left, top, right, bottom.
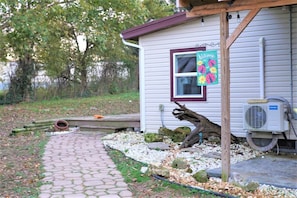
187, 0, 297, 17
220, 12, 230, 182
226, 8, 261, 49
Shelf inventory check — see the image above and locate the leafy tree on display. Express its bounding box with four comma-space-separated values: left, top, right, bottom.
0, 0, 174, 102
0, 0, 49, 102
142, 0, 175, 21
42, 0, 149, 96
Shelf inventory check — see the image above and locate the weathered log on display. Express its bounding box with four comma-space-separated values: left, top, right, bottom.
179, 127, 203, 148
24, 122, 53, 128
12, 126, 51, 133
172, 101, 237, 148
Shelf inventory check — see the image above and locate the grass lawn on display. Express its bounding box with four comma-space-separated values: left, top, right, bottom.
0, 92, 217, 197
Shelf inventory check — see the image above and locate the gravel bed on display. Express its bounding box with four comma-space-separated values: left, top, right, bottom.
102, 131, 297, 197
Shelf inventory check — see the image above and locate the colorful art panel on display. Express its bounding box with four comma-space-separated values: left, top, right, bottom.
196, 50, 218, 86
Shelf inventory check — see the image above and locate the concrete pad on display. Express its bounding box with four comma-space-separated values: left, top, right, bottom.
207, 154, 297, 189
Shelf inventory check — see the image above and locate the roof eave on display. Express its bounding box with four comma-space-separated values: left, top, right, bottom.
121, 12, 196, 41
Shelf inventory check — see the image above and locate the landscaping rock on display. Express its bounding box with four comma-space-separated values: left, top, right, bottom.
243, 182, 259, 192
147, 142, 170, 150
159, 126, 191, 142
148, 164, 170, 178
202, 152, 221, 159
144, 133, 163, 142
140, 166, 148, 174
171, 158, 188, 169
180, 147, 201, 153
208, 136, 221, 144
193, 170, 209, 183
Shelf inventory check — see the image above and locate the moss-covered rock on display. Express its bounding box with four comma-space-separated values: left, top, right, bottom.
243, 182, 259, 192
144, 133, 163, 142
186, 168, 193, 173
158, 127, 173, 136
193, 170, 209, 183
147, 164, 170, 178
159, 126, 191, 142
171, 158, 188, 169
208, 136, 221, 144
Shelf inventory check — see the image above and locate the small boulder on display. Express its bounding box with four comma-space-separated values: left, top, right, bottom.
159, 126, 191, 142
193, 170, 209, 183
243, 181, 259, 192
144, 133, 163, 142
202, 152, 221, 159
147, 142, 170, 150
208, 136, 221, 144
148, 164, 170, 178
140, 166, 148, 174
171, 158, 188, 169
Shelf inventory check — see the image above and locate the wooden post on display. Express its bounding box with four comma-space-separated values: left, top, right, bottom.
220, 12, 231, 182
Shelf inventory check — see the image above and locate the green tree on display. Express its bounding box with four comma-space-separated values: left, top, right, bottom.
0, 1, 49, 102
142, 0, 175, 20
37, 0, 149, 97
0, 0, 174, 102
38, 0, 174, 96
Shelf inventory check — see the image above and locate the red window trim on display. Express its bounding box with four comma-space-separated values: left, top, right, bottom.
170, 47, 207, 102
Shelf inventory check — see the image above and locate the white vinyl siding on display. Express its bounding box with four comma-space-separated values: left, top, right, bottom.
139, 6, 297, 140
291, 6, 297, 140
229, 8, 292, 136
140, 15, 221, 132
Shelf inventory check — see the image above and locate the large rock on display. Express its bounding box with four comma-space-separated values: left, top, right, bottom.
159, 126, 191, 142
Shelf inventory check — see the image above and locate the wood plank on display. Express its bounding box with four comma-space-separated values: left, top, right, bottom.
64, 114, 140, 131
186, 0, 297, 17
220, 12, 231, 182
226, 8, 261, 49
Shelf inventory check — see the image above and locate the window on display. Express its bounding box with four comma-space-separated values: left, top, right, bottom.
170, 47, 206, 101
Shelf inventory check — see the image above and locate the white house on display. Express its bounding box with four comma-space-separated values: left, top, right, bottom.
121, 5, 297, 150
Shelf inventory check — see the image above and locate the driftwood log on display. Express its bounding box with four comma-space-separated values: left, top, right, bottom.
172, 101, 237, 148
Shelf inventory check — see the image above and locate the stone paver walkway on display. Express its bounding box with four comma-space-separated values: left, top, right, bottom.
39, 133, 133, 198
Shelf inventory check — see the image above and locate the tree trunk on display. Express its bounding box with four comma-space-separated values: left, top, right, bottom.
79, 49, 88, 97
80, 67, 88, 96
172, 101, 237, 148
6, 55, 34, 103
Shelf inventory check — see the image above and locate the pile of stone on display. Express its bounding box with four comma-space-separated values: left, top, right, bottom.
102, 131, 297, 198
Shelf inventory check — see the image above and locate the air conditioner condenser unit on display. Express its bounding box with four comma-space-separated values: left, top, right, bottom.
243, 101, 289, 133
